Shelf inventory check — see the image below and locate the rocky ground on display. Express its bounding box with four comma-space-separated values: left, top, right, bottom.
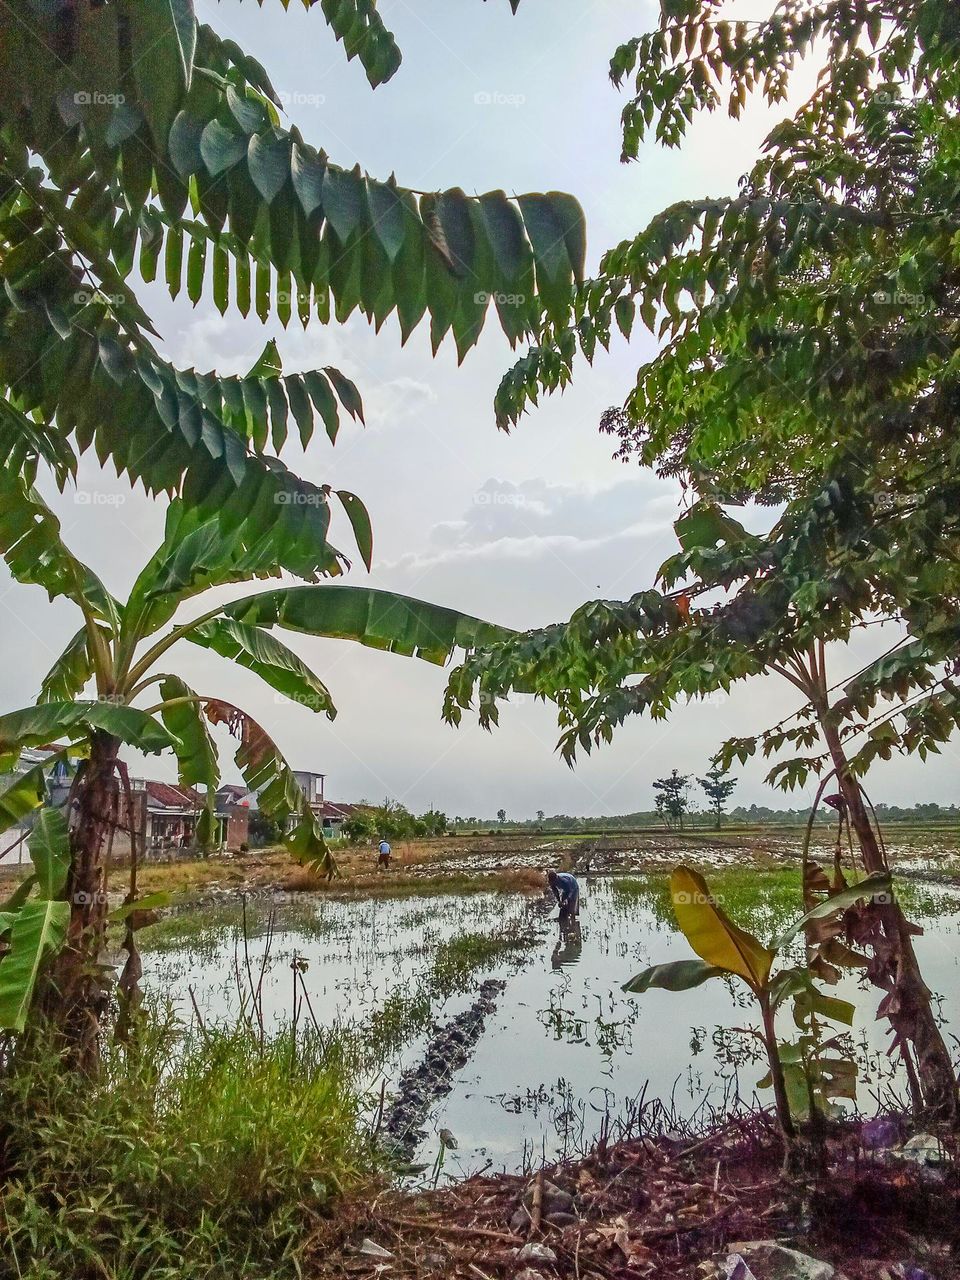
306, 1117, 958, 1280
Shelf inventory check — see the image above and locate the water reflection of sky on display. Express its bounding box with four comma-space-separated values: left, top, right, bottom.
142, 878, 960, 1178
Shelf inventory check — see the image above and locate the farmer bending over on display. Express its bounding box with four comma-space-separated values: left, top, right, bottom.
377, 839, 392, 869
547, 869, 579, 921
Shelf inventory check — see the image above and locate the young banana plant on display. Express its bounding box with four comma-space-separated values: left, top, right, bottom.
622, 865, 892, 1152
0, 480, 509, 1060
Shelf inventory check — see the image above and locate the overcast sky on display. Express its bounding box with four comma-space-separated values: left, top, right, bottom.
3, 1, 957, 818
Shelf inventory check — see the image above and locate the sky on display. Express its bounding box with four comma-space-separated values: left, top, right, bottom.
2, 0, 957, 819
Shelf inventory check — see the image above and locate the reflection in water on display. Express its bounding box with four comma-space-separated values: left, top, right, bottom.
142, 878, 960, 1178
551, 919, 583, 970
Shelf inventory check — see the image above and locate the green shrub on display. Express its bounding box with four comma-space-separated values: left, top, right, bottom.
0, 1010, 375, 1280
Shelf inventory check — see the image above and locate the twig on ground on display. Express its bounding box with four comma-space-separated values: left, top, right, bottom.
385, 1217, 521, 1245
528, 1169, 543, 1237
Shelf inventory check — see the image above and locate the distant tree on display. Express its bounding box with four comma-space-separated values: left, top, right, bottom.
652, 770, 690, 831
248, 811, 282, 848
698, 762, 738, 831
342, 812, 376, 845
420, 808, 448, 837
497, 808, 507, 824
536, 809, 545, 823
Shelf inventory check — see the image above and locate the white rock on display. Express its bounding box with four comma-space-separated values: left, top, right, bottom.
723, 1242, 834, 1280
893, 1134, 949, 1166
516, 1241, 558, 1265
358, 1238, 393, 1259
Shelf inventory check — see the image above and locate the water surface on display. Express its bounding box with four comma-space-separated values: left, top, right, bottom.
143, 875, 960, 1178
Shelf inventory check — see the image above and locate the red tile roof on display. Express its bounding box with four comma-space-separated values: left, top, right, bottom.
144, 781, 203, 809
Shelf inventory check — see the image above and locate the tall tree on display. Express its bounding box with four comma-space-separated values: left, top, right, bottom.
0, 480, 507, 1060
0, 0, 585, 573
698, 762, 737, 831
653, 769, 690, 830
448, 0, 960, 1121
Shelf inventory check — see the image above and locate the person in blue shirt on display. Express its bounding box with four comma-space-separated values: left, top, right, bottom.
377, 839, 392, 869
547, 869, 580, 921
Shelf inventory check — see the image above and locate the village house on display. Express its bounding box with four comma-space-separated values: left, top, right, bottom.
111, 779, 250, 859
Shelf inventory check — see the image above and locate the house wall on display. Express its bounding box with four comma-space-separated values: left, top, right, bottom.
222, 808, 249, 850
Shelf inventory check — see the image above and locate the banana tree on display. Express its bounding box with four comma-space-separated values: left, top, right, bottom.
0, 478, 508, 1062
623, 865, 891, 1162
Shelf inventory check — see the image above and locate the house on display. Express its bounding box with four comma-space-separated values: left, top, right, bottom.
315, 800, 366, 837
114, 779, 249, 858
1, 746, 74, 866
215, 783, 258, 811
286, 774, 368, 836
292, 771, 325, 808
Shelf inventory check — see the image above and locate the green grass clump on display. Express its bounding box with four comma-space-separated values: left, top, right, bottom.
0, 1010, 375, 1280
356, 922, 535, 1061
607, 864, 958, 945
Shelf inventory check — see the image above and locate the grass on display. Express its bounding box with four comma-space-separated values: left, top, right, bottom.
134, 894, 337, 957
607, 863, 960, 944
0, 1008, 376, 1280
354, 921, 536, 1062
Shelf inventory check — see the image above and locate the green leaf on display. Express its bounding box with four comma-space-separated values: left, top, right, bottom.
203, 699, 333, 877
247, 130, 290, 204
0, 475, 121, 630
166, 0, 198, 87
108, 891, 172, 922
622, 958, 725, 993
221, 585, 511, 666
0, 898, 70, 1032
0, 765, 48, 835
200, 119, 247, 176
28, 807, 69, 900
336, 490, 373, 570
247, 338, 283, 379
158, 675, 220, 793
304, 371, 340, 443
324, 366, 365, 423
772, 873, 893, 952
0, 703, 175, 764
186, 619, 336, 716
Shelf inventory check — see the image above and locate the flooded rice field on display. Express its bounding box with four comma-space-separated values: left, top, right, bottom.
140, 871, 960, 1180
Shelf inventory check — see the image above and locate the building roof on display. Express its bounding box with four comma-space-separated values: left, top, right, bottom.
316, 801, 369, 820
217, 783, 250, 799
144, 781, 203, 810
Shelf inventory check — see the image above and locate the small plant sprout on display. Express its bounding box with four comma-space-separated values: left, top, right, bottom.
622, 865, 892, 1164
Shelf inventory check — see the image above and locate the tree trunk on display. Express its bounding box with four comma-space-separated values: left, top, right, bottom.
42, 730, 121, 1070
819, 713, 958, 1123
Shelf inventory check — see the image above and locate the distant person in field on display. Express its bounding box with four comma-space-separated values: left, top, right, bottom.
377, 838, 392, 869
547, 869, 579, 921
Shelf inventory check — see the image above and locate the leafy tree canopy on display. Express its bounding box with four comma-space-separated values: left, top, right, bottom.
0, 0, 585, 582
446, 0, 960, 790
